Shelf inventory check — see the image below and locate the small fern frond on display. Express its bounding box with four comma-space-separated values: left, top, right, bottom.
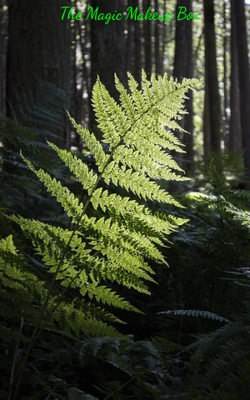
159, 310, 230, 323
0, 234, 17, 254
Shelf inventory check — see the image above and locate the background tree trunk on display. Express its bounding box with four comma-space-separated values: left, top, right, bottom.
0, 1, 7, 116
143, 0, 152, 77
160, 0, 167, 75
173, 0, 194, 173
204, 84, 211, 161
173, 0, 191, 81
154, 0, 160, 75
6, 0, 72, 147
230, 0, 241, 153
126, 0, 133, 74
204, 0, 221, 154
132, 0, 142, 86
90, 0, 125, 127
183, 3, 194, 174
234, 0, 250, 188
223, 0, 229, 148
90, 1, 125, 97
76, 0, 91, 128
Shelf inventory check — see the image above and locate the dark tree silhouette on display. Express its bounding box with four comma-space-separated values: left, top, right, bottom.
204, 0, 221, 154
7, 0, 72, 146
230, 0, 241, 153
143, 0, 152, 77
234, 0, 250, 188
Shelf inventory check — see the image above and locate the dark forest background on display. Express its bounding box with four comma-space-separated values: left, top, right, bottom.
1, 1, 250, 400
1, 0, 250, 178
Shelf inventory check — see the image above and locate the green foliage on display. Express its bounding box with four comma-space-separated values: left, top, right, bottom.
0, 71, 200, 398
156, 165, 250, 400
9, 80, 68, 144
189, 194, 250, 399
0, 115, 69, 219
11, 72, 199, 330
77, 335, 183, 400
2, 72, 250, 400
159, 310, 230, 323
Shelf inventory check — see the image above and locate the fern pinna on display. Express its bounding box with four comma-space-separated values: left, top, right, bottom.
2, 72, 199, 342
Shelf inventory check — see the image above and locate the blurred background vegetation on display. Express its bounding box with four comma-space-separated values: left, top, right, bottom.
1, 0, 250, 176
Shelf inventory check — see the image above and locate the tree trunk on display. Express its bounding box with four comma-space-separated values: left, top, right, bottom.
143, 0, 152, 77
75, 1, 91, 127
204, 85, 211, 161
126, 0, 133, 74
234, 0, 250, 188
173, 0, 194, 173
154, 0, 160, 75
173, 0, 191, 81
160, 0, 166, 75
7, 0, 72, 147
132, 0, 142, 85
204, 0, 221, 154
183, 5, 194, 174
0, 1, 7, 116
73, 1, 78, 122
90, 0, 125, 104
223, 0, 229, 149
229, 0, 241, 153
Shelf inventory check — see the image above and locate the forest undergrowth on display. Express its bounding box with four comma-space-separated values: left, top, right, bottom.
0, 72, 250, 400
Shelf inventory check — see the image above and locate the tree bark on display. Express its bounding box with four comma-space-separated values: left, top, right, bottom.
126, 0, 133, 74
183, 6, 194, 174
7, 0, 72, 146
0, 1, 7, 116
173, 0, 191, 81
90, 0, 125, 103
204, 85, 211, 161
160, 0, 167, 75
234, 0, 250, 188
223, 0, 229, 148
143, 0, 152, 77
154, 0, 160, 75
173, 0, 194, 173
229, 0, 241, 153
132, 0, 142, 86
75, 1, 91, 127
204, 0, 221, 154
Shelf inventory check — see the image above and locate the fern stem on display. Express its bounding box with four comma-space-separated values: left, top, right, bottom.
7, 318, 24, 400
103, 365, 156, 400
34, 249, 102, 342
103, 377, 135, 400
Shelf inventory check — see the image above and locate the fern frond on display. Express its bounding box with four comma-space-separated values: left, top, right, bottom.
159, 310, 230, 323
8, 72, 200, 338
87, 282, 141, 313
0, 235, 18, 254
